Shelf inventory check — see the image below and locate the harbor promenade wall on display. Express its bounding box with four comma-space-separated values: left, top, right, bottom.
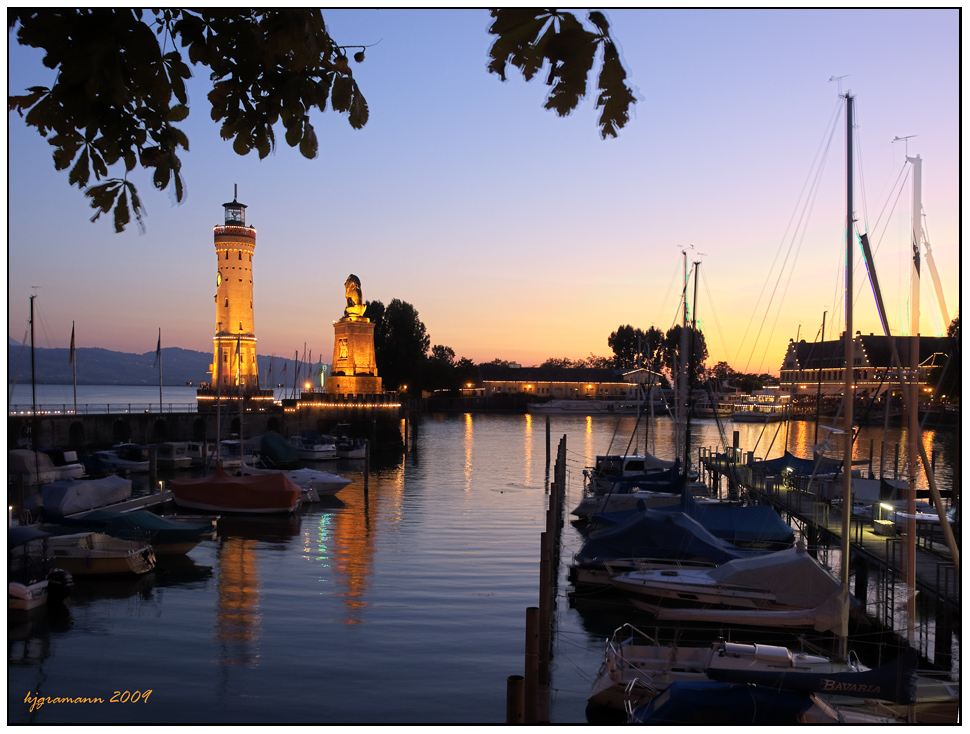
8, 403, 404, 452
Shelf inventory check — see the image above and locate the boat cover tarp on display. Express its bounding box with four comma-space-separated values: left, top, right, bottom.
651, 545, 853, 635
170, 465, 301, 512
610, 467, 683, 493
706, 648, 917, 704
9, 525, 50, 549
630, 680, 833, 724
756, 451, 843, 476
8, 449, 58, 484
653, 486, 795, 547
36, 475, 133, 517
575, 507, 766, 567
46, 510, 213, 545
259, 433, 300, 465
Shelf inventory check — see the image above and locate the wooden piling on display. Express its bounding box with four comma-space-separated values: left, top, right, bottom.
364, 439, 370, 497
545, 415, 551, 467
148, 445, 157, 489
506, 675, 524, 724
538, 531, 551, 686
524, 606, 539, 723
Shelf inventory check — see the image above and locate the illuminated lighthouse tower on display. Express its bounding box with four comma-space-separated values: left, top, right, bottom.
211, 189, 260, 392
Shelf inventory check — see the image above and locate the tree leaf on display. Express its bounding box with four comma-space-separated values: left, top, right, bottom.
298, 122, 317, 158
331, 73, 351, 113
113, 187, 131, 233
68, 147, 90, 187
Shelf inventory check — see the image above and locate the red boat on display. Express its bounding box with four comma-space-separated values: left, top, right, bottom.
169, 466, 302, 514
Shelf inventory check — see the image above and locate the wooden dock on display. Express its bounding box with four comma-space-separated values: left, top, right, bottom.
63, 489, 175, 518
699, 447, 959, 669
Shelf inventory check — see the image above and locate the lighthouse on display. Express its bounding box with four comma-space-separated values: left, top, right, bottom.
211, 188, 259, 392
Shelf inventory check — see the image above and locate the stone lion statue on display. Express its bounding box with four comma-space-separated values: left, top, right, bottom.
343, 274, 367, 318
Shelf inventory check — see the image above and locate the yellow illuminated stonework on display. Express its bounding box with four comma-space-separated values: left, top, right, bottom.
210, 195, 261, 393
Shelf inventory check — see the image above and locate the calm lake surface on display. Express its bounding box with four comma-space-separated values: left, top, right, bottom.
7, 386, 958, 723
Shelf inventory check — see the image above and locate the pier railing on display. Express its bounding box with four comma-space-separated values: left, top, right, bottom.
8, 403, 198, 416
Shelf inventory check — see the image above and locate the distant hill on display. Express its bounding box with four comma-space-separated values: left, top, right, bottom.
7, 343, 311, 387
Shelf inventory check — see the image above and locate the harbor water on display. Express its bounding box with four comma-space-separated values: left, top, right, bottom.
7, 386, 959, 723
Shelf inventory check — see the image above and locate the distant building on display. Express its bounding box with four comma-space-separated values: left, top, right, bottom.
779, 333, 951, 399
477, 365, 641, 400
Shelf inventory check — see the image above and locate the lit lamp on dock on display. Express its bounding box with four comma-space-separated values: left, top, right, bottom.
874, 502, 896, 536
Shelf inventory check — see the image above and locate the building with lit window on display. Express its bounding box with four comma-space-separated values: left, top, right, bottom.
779, 333, 950, 400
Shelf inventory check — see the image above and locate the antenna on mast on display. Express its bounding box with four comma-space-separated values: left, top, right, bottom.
892, 135, 917, 158
234, 183, 238, 202
829, 75, 849, 96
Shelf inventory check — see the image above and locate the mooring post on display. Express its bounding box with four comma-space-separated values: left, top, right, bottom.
545, 415, 551, 467
524, 606, 539, 723
148, 445, 157, 490
364, 439, 370, 496
506, 675, 524, 724
538, 532, 551, 682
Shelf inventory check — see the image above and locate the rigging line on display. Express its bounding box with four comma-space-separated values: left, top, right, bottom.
34, 298, 57, 350
732, 97, 844, 368
8, 327, 30, 404
745, 111, 840, 374
870, 162, 909, 245
854, 103, 870, 235
700, 269, 731, 368
654, 255, 682, 328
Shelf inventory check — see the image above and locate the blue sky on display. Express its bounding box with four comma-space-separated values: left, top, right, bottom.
6, 9, 960, 375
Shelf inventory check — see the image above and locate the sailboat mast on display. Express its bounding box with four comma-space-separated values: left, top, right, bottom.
677, 250, 689, 463
814, 311, 826, 445
839, 93, 855, 661
905, 155, 921, 640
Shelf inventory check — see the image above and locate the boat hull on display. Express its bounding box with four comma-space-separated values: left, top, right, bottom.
170, 470, 302, 514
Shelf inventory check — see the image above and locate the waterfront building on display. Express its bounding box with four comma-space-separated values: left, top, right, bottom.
477, 365, 641, 400
778, 333, 951, 401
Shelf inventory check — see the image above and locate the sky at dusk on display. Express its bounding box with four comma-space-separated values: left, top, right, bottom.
6, 9, 960, 378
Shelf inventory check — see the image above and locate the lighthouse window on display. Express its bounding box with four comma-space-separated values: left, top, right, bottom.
225, 251, 229, 260
238, 252, 242, 260
225, 298, 229, 307
249, 255, 252, 262
250, 300, 253, 309
239, 322, 243, 331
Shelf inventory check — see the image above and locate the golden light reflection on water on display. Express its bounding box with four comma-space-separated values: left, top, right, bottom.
523, 414, 533, 487
216, 537, 261, 668
464, 412, 474, 491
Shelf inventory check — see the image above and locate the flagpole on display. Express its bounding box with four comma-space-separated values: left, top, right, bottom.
70, 321, 77, 415
157, 327, 163, 412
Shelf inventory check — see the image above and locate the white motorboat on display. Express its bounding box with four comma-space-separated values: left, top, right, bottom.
334, 436, 366, 459
186, 440, 246, 469
9, 526, 73, 611
611, 543, 851, 634
47, 532, 156, 575
588, 623, 861, 714
41, 448, 87, 480
289, 434, 338, 460
95, 443, 151, 472
585, 453, 677, 493
154, 441, 192, 469
8, 449, 59, 486
236, 463, 351, 501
